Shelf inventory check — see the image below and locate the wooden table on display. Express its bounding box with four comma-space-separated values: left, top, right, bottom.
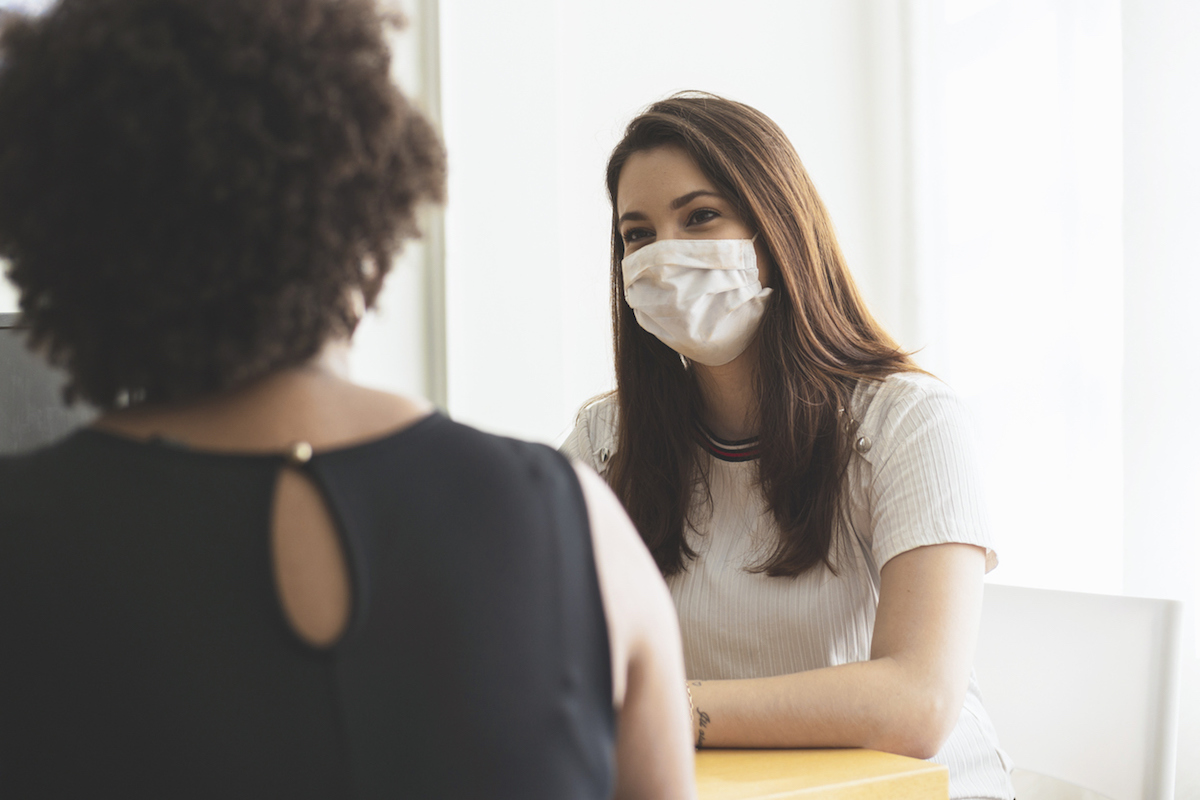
696, 748, 949, 799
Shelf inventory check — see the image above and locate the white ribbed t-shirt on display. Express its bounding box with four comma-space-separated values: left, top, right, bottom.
563, 373, 1014, 800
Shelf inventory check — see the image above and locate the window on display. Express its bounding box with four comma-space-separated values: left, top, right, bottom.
912, 0, 1124, 593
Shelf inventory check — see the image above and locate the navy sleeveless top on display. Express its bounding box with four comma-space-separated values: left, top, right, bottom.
0, 413, 615, 798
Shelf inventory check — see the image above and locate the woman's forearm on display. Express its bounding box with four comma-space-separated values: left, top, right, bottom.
688, 545, 986, 759
688, 656, 960, 759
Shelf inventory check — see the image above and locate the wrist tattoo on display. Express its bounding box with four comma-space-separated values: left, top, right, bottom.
696, 709, 710, 748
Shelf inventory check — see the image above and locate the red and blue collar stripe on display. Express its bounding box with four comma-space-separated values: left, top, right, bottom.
697, 424, 761, 462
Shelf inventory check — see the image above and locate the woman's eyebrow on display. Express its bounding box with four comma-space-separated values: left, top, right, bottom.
619, 189, 723, 224
670, 190, 722, 210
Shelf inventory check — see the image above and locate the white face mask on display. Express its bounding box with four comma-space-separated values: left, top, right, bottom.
621, 237, 772, 366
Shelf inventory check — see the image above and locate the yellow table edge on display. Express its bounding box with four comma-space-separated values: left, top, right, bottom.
696, 748, 950, 800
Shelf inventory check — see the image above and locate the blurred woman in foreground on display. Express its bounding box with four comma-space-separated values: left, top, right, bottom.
0, 1, 694, 797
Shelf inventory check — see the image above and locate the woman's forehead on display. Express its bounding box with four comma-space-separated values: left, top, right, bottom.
616, 146, 717, 214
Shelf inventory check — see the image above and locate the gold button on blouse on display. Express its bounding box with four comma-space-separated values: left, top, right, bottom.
287, 441, 314, 465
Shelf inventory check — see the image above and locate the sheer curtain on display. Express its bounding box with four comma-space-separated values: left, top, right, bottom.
907, 0, 1124, 594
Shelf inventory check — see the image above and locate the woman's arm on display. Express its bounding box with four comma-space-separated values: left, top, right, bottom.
574, 464, 697, 800
687, 541, 986, 758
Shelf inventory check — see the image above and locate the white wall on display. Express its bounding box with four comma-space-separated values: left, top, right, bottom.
439, 0, 906, 444
1123, 0, 1200, 795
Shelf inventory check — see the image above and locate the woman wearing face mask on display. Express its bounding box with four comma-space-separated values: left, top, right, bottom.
563, 93, 1014, 800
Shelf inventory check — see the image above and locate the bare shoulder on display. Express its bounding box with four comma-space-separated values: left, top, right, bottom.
570, 463, 677, 703
571, 462, 696, 799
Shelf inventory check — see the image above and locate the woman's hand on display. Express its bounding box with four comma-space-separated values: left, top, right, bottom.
685, 542, 986, 759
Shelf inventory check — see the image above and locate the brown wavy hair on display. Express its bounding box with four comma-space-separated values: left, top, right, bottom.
0, 0, 445, 408
605, 92, 918, 578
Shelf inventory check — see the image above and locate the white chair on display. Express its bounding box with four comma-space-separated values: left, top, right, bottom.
974, 584, 1184, 800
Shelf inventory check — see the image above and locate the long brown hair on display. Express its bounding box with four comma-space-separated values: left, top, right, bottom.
605, 92, 917, 578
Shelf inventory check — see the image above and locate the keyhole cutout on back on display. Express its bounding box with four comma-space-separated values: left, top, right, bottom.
271, 463, 352, 648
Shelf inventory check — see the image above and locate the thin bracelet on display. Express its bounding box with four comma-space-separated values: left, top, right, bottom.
684, 681, 697, 749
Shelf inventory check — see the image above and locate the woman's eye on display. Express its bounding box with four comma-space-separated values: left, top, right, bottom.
622, 227, 653, 244
688, 208, 719, 226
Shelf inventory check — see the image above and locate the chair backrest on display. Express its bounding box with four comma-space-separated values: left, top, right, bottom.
974, 584, 1184, 800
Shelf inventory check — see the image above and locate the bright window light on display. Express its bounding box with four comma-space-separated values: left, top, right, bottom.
915, 0, 1123, 594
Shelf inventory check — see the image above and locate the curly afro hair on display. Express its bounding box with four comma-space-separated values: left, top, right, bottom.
0, 0, 446, 408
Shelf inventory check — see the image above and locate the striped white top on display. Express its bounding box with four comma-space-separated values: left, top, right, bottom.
563, 373, 1014, 800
